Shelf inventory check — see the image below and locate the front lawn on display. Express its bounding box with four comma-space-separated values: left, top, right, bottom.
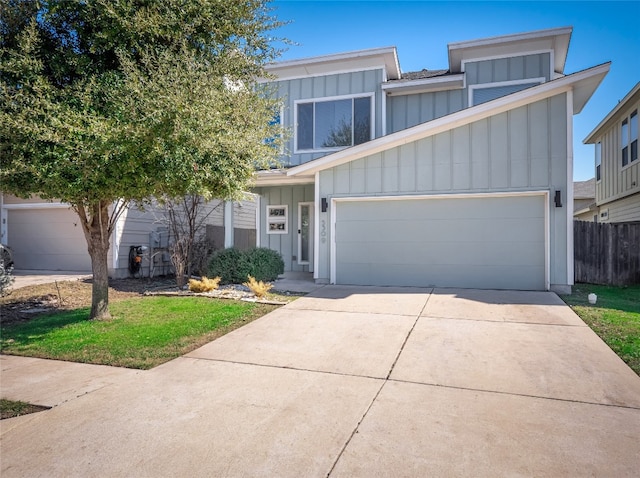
0, 296, 278, 369
561, 284, 640, 376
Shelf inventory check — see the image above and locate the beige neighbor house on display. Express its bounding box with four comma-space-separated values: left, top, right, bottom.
573, 178, 597, 221
0, 193, 258, 278
253, 27, 609, 294
584, 82, 640, 223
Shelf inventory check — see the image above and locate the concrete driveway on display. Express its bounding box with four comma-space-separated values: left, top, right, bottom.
2, 286, 639, 477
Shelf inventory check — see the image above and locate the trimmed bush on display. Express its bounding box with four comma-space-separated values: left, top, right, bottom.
208, 247, 284, 284
207, 248, 248, 284
245, 247, 284, 282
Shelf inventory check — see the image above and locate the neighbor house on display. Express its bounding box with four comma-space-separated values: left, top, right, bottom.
583, 82, 640, 223
573, 178, 597, 221
0, 193, 258, 278
253, 27, 609, 293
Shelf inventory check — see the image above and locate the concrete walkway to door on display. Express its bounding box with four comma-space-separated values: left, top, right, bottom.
2, 286, 640, 477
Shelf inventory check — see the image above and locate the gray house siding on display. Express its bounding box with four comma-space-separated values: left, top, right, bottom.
254, 184, 315, 272
317, 94, 569, 288
387, 53, 552, 133
464, 53, 552, 86
274, 69, 384, 167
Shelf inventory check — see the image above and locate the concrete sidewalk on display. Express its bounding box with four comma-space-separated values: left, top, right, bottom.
1, 286, 639, 477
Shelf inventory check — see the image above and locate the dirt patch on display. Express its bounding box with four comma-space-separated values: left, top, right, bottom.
0, 277, 176, 325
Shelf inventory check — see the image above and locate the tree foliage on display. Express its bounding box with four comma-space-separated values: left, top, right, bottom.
0, 0, 286, 319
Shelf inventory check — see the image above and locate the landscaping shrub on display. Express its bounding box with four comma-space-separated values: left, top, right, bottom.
188, 276, 221, 293
244, 275, 274, 298
245, 247, 284, 282
207, 248, 249, 284
208, 247, 284, 284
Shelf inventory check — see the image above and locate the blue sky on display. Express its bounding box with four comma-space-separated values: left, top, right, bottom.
271, 0, 640, 181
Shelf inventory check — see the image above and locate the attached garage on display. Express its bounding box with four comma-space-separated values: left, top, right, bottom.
333, 193, 547, 290
7, 208, 91, 271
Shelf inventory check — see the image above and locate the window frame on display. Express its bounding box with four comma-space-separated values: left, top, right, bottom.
266, 205, 288, 235
293, 93, 375, 154
468, 77, 546, 107
595, 141, 602, 182
621, 109, 638, 171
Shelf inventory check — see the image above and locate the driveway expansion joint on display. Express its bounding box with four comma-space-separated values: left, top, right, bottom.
186, 355, 387, 381
387, 377, 640, 411
420, 314, 588, 327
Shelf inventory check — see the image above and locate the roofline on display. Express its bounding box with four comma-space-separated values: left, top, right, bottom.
253, 170, 315, 187
287, 62, 610, 177
447, 26, 573, 51
264, 46, 401, 81
448, 26, 572, 74
381, 74, 465, 96
583, 81, 640, 144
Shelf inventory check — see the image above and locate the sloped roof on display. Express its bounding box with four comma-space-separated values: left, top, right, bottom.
573, 178, 596, 199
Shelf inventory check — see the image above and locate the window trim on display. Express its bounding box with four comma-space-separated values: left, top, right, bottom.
266, 205, 288, 235
595, 141, 602, 182
468, 77, 546, 107
293, 93, 375, 154
621, 109, 638, 171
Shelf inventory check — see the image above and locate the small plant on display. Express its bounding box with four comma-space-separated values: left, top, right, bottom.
188, 276, 221, 293
243, 275, 273, 298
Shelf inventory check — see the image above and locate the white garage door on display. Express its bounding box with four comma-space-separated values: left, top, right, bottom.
334, 194, 546, 290
8, 208, 91, 271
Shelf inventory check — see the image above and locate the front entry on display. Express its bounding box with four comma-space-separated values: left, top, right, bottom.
298, 202, 314, 272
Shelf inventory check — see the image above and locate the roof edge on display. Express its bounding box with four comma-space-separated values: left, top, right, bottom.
584, 81, 640, 144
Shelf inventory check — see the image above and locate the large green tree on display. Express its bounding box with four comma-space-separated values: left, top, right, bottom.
1, 0, 285, 319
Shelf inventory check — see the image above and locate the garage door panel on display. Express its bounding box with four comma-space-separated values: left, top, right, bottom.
8, 209, 91, 271
335, 195, 546, 290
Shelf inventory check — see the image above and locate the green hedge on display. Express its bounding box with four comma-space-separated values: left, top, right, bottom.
208, 247, 284, 284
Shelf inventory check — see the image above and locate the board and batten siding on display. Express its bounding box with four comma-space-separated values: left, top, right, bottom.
594, 95, 640, 209
274, 69, 384, 167
317, 94, 569, 287
255, 184, 314, 272
464, 53, 552, 86
387, 53, 552, 133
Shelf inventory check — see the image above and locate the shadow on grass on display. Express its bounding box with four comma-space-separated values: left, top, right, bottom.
1, 308, 90, 347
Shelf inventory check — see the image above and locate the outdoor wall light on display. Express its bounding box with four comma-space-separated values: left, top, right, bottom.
321, 197, 328, 212
554, 190, 562, 207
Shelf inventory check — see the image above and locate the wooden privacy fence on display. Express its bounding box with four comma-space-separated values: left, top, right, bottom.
574, 221, 640, 285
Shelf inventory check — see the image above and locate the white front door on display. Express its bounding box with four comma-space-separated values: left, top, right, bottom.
297, 202, 314, 271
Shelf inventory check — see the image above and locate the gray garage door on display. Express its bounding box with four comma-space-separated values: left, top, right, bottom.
335, 194, 546, 290
8, 208, 91, 271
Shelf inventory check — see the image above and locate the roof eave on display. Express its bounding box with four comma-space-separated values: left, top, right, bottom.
382, 74, 465, 96
584, 81, 640, 144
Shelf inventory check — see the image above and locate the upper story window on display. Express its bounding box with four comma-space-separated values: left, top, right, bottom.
469, 78, 544, 107
595, 142, 601, 181
622, 109, 638, 168
295, 94, 373, 152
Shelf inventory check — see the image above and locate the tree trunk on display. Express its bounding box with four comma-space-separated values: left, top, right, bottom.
78, 200, 112, 320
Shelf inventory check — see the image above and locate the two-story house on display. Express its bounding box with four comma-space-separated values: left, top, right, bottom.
253, 27, 609, 293
584, 82, 640, 223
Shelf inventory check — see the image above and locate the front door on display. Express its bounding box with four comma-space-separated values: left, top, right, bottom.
297, 202, 314, 272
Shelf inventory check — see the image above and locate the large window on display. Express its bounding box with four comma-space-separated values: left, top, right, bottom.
622, 110, 638, 167
595, 142, 601, 181
296, 95, 372, 152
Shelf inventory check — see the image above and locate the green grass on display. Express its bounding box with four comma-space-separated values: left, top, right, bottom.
1, 296, 277, 369
561, 284, 640, 376
1, 398, 49, 420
